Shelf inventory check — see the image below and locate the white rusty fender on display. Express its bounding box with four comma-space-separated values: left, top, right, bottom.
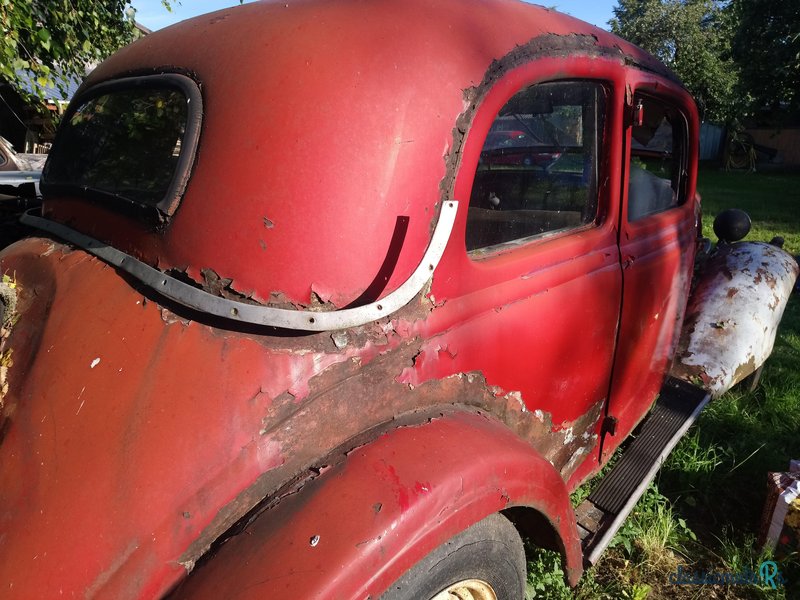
671, 241, 799, 397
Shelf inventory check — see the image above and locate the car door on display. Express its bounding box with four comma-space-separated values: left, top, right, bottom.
602, 74, 700, 459
407, 57, 628, 486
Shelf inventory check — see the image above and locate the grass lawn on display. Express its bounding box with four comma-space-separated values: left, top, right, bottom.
527, 168, 800, 599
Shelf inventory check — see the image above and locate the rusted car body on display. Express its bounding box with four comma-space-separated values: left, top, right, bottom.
0, 0, 796, 598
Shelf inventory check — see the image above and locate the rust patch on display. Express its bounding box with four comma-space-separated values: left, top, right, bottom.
548, 402, 604, 480
672, 242, 799, 396
160, 308, 191, 326
200, 268, 260, 305
180, 337, 600, 567
261, 288, 338, 312
732, 355, 758, 385
754, 266, 777, 288
308, 289, 337, 311
266, 290, 301, 310
439, 33, 677, 204
331, 330, 349, 349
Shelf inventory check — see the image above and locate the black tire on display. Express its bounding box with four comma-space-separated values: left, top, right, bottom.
380, 513, 527, 600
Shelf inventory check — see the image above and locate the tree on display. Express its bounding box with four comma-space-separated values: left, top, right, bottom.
0, 1, 159, 101
610, 0, 739, 123
731, 0, 800, 124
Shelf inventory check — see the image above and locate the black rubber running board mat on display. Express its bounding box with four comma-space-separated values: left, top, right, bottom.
588, 377, 706, 514
576, 377, 709, 563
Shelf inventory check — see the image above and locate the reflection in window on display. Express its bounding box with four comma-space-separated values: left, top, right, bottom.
627, 96, 687, 221
44, 87, 188, 207
466, 81, 607, 252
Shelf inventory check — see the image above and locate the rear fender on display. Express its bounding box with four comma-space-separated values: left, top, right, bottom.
672, 241, 798, 396
169, 410, 583, 599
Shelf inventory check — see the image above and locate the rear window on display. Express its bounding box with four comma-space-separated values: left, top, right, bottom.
42, 74, 202, 218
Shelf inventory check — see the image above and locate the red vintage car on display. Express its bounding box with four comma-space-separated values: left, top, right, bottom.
0, 1, 796, 598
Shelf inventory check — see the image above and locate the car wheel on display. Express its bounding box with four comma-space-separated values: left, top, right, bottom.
381, 513, 527, 600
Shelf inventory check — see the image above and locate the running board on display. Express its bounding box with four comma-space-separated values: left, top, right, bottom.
576, 377, 710, 566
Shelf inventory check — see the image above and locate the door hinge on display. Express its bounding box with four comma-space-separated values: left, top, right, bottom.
601, 415, 618, 436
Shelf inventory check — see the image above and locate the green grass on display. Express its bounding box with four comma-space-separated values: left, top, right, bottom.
698, 169, 800, 254
527, 168, 800, 599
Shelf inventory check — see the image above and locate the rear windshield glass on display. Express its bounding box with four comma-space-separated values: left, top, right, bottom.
43, 75, 200, 215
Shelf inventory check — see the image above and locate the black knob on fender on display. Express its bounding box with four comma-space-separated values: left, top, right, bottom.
713, 208, 751, 243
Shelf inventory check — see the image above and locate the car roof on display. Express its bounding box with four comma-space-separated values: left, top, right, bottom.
48, 0, 676, 308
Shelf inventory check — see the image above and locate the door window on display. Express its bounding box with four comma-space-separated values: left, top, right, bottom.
627, 95, 687, 221
466, 81, 607, 252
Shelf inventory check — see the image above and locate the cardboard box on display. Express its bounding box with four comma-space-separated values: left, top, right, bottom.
759, 463, 800, 556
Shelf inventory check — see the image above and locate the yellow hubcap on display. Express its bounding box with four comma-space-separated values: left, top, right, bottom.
430, 578, 498, 600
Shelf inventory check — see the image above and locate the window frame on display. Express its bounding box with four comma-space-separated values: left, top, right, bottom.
464, 78, 611, 259
625, 92, 690, 223
41, 73, 203, 220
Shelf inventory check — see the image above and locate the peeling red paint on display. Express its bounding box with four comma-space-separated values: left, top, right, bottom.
0, 0, 736, 596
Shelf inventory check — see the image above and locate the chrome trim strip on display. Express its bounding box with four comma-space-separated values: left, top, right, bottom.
21, 201, 458, 331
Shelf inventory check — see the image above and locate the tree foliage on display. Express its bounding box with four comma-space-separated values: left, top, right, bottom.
611, 0, 800, 124
610, 0, 738, 123
0, 1, 148, 100
731, 0, 800, 123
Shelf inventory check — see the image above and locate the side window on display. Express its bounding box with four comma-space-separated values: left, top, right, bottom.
627, 95, 687, 221
466, 81, 607, 252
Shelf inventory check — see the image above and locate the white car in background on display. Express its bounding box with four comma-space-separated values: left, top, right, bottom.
0, 136, 43, 198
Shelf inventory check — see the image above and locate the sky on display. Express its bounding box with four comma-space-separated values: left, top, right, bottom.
131, 1, 616, 32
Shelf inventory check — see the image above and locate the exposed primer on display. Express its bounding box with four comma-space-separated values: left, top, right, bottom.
672, 242, 799, 396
